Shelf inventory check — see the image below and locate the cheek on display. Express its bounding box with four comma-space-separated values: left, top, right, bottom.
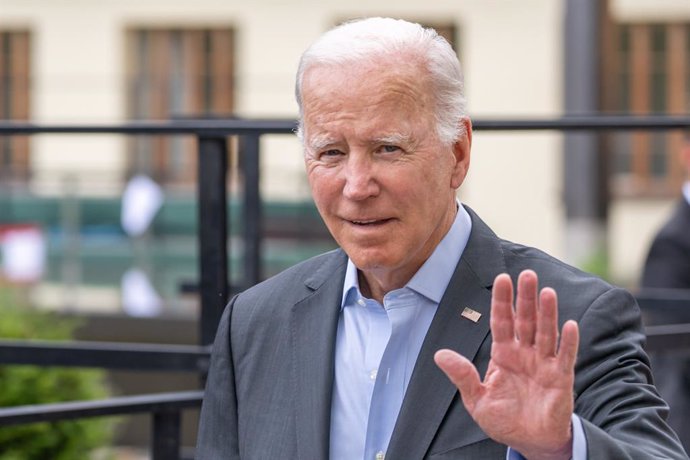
423, 160, 456, 195
308, 171, 340, 210
401, 163, 445, 195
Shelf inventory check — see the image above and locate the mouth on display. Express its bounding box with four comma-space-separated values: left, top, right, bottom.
347, 218, 394, 227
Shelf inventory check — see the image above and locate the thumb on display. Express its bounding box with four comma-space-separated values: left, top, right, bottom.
434, 349, 484, 410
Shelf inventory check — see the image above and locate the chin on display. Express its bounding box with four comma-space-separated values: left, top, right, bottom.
346, 250, 398, 272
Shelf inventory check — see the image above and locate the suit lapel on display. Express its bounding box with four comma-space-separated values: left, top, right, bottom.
387, 207, 507, 458
290, 250, 347, 460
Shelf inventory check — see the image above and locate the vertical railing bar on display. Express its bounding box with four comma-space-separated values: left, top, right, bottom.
197, 136, 229, 347
241, 134, 262, 288
152, 409, 182, 460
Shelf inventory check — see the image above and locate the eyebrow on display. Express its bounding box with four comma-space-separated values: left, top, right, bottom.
371, 133, 413, 146
305, 132, 416, 152
306, 134, 338, 153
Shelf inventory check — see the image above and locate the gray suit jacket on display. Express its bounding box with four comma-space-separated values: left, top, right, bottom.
197, 207, 687, 459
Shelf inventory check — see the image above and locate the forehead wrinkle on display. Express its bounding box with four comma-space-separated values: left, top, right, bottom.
301, 59, 437, 151
369, 60, 434, 110
384, 80, 425, 106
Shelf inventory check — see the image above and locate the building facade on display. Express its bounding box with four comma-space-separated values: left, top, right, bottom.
1, 0, 689, 301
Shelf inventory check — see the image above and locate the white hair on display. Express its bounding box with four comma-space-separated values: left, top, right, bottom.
295, 17, 467, 145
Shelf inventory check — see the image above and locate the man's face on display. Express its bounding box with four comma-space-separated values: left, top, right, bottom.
301, 57, 471, 287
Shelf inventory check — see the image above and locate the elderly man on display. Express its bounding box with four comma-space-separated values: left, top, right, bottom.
197, 18, 686, 459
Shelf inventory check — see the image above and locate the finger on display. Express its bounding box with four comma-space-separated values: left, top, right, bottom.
557, 320, 580, 373
490, 274, 515, 343
515, 270, 538, 346
434, 349, 484, 409
535, 287, 559, 357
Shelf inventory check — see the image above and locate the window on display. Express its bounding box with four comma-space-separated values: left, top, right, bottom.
0, 30, 31, 184
126, 28, 235, 187
604, 22, 689, 197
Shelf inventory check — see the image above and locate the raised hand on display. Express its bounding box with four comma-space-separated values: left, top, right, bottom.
434, 270, 579, 460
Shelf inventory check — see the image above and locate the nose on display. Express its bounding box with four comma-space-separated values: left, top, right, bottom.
342, 154, 379, 201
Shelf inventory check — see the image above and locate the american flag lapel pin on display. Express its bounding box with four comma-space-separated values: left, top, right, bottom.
461, 307, 482, 323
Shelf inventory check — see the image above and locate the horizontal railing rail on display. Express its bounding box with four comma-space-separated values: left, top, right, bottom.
0, 119, 297, 135
636, 287, 690, 310
0, 390, 204, 460
1, 115, 690, 135
644, 323, 690, 352
0, 390, 203, 426
0, 340, 211, 372
637, 289, 690, 352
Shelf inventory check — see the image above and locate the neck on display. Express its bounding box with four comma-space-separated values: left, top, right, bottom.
357, 267, 415, 304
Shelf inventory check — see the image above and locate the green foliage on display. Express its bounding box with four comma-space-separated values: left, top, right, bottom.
0, 288, 114, 460
579, 247, 610, 281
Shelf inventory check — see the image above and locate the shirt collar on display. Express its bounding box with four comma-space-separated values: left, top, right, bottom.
682, 181, 690, 206
340, 201, 472, 307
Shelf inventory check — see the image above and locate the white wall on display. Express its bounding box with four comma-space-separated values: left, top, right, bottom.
611, 0, 690, 20
609, 199, 677, 287
459, 0, 564, 258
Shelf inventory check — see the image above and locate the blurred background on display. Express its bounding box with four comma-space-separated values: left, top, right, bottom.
0, 0, 689, 457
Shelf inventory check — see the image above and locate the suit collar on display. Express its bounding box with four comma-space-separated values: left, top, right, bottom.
291, 250, 347, 460
302, 249, 348, 291
461, 205, 507, 286
386, 206, 507, 458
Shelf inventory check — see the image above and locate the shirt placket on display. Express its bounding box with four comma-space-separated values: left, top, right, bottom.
364, 292, 417, 460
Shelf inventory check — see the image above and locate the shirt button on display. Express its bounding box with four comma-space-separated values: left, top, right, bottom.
369, 369, 378, 380
357, 298, 366, 307
375, 451, 385, 460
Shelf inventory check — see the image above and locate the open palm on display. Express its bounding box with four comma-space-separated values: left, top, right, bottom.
435, 270, 579, 460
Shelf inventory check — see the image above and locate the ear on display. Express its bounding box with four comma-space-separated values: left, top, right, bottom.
450, 117, 472, 189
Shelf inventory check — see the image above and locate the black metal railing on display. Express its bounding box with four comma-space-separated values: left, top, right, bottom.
637, 288, 690, 352
0, 391, 204, 459
1, 115, 690, 459
0, 340, 210, 372
0, 339, 210, 459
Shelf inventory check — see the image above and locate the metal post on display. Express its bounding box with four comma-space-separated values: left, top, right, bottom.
241, 134, 262, 288
152, 409, 181, 460
563, 0, 608, 266
197, 136, 229, 347
61, 174, 81, 311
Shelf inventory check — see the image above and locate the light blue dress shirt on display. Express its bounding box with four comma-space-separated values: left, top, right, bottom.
330, 204, 587, 460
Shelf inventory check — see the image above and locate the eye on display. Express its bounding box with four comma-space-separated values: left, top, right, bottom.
377, 144, 402, 154
317, 149, 345, 162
